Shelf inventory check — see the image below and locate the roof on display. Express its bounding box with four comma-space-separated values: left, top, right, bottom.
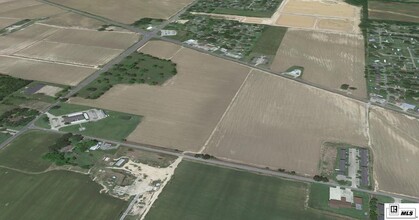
63, 114, 86, 123
354, 196, 363, 204
329, 186, 354, 203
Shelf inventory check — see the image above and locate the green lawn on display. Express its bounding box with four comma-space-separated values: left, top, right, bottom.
145, 161, 339, 220
0, 130, 61, 172
249, 26, 287, 56
309, 183, 369, 219
0, 168, 127, 220
0, 132, 11, 144
34, 114, 51, 129
60, 109, 141, 141
49, 103, 92, 116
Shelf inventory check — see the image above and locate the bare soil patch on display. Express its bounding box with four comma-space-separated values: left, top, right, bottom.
0, 56, 96, 86
369, 107, 419, 197
71, 41, 250, 151
281, 0, 356, 18
317, 19, 354, 33
49, 0, 195, 24
203, 70, 368, 176
275, 14, 316, 28
0, 3, 65, 19
271, 29, 367, 99
138, 41, 182, 60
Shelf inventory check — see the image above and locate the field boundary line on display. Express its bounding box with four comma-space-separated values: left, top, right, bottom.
168, 46, 184, 60
198, 68, 253, 154
0, 54, 98, 69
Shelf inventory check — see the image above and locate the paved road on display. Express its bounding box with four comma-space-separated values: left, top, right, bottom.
25, 125, 419, 202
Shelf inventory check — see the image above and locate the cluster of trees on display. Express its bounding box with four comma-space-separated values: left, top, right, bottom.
313, 175, 329, 182
43, 133, 83, 166
0, 74, 32, 101
369, 197, 378, 220
80, 53, 178, 99
277, 168, 296, 175
194, 154, 215, 160
0, 108, 39, 128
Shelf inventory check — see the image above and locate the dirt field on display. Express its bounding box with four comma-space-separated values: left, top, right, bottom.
0, 3, 64, 19
0, 0, 40, 14
15, 41, 123, 67
275, 14, 316, 28
0, 24, 59, 55
71, 41, 250, 151
317, 19, 354, 33
40, 12, 105, 29
138, 41, 182, 60
368, 1, 419, 23
45, 28, 139, 50
0, 17, 19, 29
49, 0, 195, 24
270, 29, 367, 99
203, 70, 368, 176
369, 107, 419, 197
0, 56, 96, 86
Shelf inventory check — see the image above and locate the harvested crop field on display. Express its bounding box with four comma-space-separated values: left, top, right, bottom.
203, 70, 368, 176
49, 0, 195, 24
368, 1, 419, 23
0, 3, 64, 19
0, 56, 96, 86
271, 29, 367, 99
40, 12, 105, 29
45, 28, 139, 50
0, 17, 19, 29
281, 0, 356, 18
15, 41, 123, 66
369, 107, 419, 197
275, 14, 316, 28
71, 41, 250, 152
0, 24, 59, 55
317, 19, 354, 33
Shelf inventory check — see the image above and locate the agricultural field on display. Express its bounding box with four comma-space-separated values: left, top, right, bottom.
271, 29, 367, 99
368, 0, 419, 23
0, 0, 65, 19
76, 52, 177, 99
0, 17, 19, 29
0, 130, 61, 172
40, 12, 105, 29
145, 161, 342, 220
71, 40, 250, 152
369, 107, 419, 197
0, 23, 139, 86
366, 21, 418, 111
0, 132, 11, 144
203, 70, 368, 176
188, 0, 283, 17
49, 0, 194, 24
0, 168, 127, 220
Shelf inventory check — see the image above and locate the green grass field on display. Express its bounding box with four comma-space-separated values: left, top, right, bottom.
49, 103, 91, 116
145, 161, 339, 220
245, 26, 287, 65
0, 130, 61, 172
0, 132, 11, 144
0, 168, 127, 220
309, 184, 369, 219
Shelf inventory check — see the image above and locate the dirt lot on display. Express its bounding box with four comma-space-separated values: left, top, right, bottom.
15, 41, 123, 67
71, 41, 250, 151
40, 12, 105, 29
369, 107, 419, 197
49, 0, 195, 24
270, 29, 367, 99
368, 1, 419, 23
0, 56, 96, 86
203, 70, 368, 176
